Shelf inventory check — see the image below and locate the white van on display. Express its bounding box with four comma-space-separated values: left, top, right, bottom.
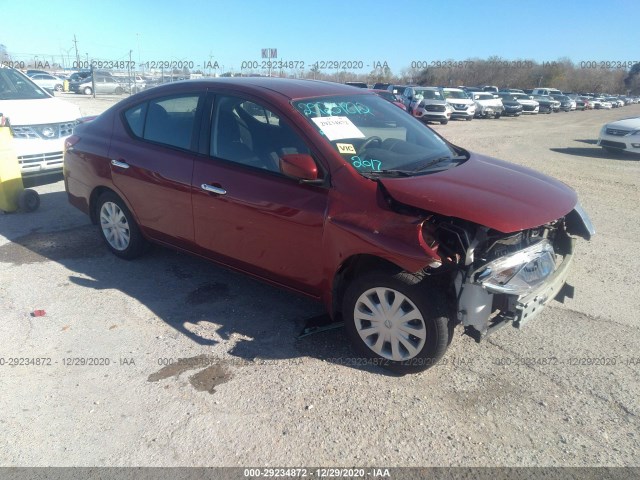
533, 87, 563, 96
0, 66, 81, 177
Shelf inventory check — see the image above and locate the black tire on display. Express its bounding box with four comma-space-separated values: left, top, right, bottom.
115, 86, 123, 95
440, 120, 448, 125
96, 191, 146, 259
342, 272, 450, 374
18, 189, 40, 212
83, 86, 92, 95
466, 116, 473, 121
494, 112, 501, 119
54, 84, 62, 92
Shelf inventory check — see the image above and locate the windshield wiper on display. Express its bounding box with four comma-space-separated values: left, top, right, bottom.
411, 155, 467, 173
361, 169, 414, 178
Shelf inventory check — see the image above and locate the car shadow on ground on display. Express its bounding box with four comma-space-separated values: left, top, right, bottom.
550, 143, 639, 161
0, 190, 396, 376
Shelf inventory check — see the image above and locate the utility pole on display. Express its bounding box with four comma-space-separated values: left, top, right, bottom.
73, 35, 80, 69
128, 50, 133, 94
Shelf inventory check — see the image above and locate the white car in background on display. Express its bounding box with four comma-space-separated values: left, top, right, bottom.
0, 66, 81, 177
402, 86, 452, 124
441, 87, 476, 120
598, 116, 640, 155
469, 92, 504, 118
28, 73, 64, 92
511, 93, 539, 114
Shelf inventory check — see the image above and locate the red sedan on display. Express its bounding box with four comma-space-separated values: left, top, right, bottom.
64, 78, 593, 373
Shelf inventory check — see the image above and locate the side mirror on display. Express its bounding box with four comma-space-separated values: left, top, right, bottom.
280, 154, 319, 182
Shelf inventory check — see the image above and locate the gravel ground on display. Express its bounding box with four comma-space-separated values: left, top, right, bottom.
1, 93, 639, 468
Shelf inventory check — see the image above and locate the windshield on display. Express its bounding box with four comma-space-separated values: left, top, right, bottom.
443, 90, 468, 99
414, 88, 442, 100
512, 94, 530, 100
0, 68, 50, 100
293, 95, 463, 176
474, 93, 494, 100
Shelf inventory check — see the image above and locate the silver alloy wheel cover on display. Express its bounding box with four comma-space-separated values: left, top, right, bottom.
100, 201, 130, 251
354, 287, 427, 361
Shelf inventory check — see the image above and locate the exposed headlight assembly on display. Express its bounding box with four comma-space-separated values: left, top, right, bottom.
475, 240, 556, 295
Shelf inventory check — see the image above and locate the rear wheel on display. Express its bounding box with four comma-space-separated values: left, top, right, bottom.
343, 272, 450, 374
96, 192, 146, 259
115, 86, 124, 95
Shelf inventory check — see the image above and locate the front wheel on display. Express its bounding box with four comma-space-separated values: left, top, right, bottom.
83, 86, 92, 95
343, 272, 450, 374
440, 119, 448, 125
494, 112, 501, 119
96, 192, 146, 259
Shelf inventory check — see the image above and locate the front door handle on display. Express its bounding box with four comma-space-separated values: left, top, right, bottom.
111, 159, 130, 169
201, 183, 227, 195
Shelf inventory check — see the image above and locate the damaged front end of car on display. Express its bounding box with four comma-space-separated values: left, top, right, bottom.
418, 203, 594, 341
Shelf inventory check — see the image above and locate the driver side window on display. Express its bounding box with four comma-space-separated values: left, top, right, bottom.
211, 95, 312, 174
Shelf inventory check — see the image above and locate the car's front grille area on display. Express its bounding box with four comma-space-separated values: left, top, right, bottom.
606, 128, 629, 136
425, 104, 446, 112
451, 103, 468, 110
18, 151, 64, 165
11, 122, 76, 140
522, 104, 537, 111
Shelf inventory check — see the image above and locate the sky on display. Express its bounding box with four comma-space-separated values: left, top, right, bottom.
1, 0, 639, 74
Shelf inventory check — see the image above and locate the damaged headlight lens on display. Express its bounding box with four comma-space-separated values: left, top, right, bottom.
476, 240, 556, 295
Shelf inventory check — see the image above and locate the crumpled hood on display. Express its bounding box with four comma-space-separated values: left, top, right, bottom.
379, 152, 578, 233
0, 97, 81, 125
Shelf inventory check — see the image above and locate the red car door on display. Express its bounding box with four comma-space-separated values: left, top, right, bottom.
109, 93, 204, 248
191, 95, 328, 296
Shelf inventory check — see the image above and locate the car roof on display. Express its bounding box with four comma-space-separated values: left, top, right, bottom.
135, 77, 371, 101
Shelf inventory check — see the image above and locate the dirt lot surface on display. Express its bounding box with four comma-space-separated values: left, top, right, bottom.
1, 93, 639, 467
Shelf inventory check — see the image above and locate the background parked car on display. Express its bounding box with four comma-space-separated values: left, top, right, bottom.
550, 94, 573, 112
70, 75, 125, 95
373, 89, 407, 110
496, 93, 524, 116
28, 73, 63, 92
345, 81, 368, 88
510, 93, 540, 114
530, 95, 555, 114
0, 65, 81, 177
441, 87, 476, 120
598, 116, 640, 155
469, 92, 504, 118
403, 86, 452, 124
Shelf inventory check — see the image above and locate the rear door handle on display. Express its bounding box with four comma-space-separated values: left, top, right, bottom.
111, 159, 130, 169
201, 183, 227, 195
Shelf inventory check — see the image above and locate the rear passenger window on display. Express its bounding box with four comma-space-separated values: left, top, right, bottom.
123, 94, 201, 151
